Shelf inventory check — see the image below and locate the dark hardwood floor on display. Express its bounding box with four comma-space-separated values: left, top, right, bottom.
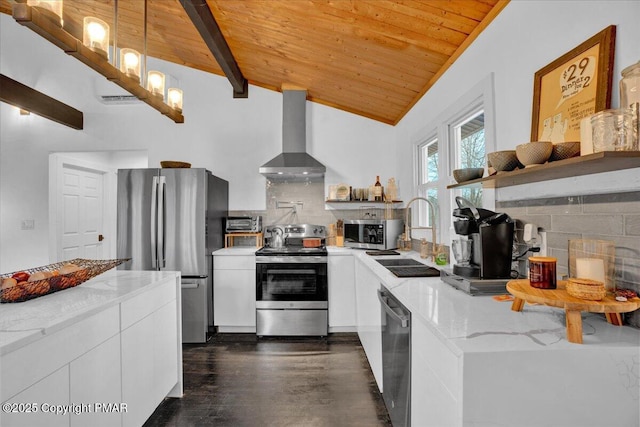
144, 333, 392, 426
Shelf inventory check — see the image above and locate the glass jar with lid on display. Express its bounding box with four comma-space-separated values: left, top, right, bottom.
620, 61, 640, 109
620, 60, 640, 140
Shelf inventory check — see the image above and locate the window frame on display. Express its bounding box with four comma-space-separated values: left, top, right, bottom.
411, 74, 496, 247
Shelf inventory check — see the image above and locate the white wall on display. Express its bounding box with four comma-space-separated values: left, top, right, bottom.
0, 13, 395, 271
396, 0, 640, 202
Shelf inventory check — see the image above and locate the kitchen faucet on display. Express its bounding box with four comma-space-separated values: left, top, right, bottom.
404, 197, 438, 260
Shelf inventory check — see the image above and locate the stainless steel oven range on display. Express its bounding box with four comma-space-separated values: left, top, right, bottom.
255, 224, 328, 337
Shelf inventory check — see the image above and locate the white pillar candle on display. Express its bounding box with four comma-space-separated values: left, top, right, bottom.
575, 257, 605, 283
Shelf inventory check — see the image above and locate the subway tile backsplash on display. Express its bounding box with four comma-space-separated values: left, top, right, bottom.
497, 191, 640, 328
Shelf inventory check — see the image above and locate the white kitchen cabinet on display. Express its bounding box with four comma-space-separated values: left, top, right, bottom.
328, 253, 356, 331
411, 315, 460, 427
70, 335, 122, 427
1, 366, 70, 427
354, 257, 383, 391
0, 272, 182, 427
121, 280, 179, 427
213, 254, 256, 332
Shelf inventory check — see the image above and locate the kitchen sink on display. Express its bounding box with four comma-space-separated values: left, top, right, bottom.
375, 258, 425, 267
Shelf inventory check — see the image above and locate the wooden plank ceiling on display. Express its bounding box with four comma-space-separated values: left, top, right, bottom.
1, 0, 508, 125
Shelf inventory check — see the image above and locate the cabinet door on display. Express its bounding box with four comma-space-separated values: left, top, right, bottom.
354, 258, 383, 391
328, 255, 356, 329
0, 366, 69, 427
70, 334, 122, 427
214, 269, 256, 330
121, 301, 179, 427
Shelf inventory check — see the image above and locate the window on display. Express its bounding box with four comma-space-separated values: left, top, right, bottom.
416, 137, 439, 228
412, 74, 496, 246
451, 110, 485, 207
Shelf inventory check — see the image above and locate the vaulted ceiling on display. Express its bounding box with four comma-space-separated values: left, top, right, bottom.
1, 0, 508, 125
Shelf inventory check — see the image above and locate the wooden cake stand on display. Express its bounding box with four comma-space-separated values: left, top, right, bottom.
506, 279, 640, 344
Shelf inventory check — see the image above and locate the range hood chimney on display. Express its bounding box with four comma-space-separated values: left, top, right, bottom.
259, 89, 326, 180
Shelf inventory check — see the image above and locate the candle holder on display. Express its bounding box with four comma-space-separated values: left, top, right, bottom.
83, 16, 110, 60
146, 71, 165, 99
119, 48, 141, 82
568, 239, 615, 291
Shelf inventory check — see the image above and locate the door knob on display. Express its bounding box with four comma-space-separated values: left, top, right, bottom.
98, 234, 105, 242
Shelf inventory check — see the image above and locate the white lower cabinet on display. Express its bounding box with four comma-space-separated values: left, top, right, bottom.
2, 366, 70, 427
354, 257, 383, 391
0, 275, 182, 427
411, 316, 460, 427
213, 255, 256, 332
328, 254, 356, 331
70, 335, 122, 427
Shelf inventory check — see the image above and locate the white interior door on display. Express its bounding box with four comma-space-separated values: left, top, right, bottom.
59, 165, 105, 260
49, 153, 116, 263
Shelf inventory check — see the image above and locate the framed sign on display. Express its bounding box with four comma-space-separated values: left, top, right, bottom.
531, 25, 616, 142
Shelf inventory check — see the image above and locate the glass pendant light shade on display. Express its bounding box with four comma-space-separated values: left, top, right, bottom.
27, 0, 63, 26
146, 71, 165, 99
167, 88, 183, 111
83, 17, 109, 59
119, 48, 141, 82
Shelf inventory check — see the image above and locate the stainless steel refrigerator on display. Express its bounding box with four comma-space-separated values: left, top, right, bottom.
116, 168, 228, 343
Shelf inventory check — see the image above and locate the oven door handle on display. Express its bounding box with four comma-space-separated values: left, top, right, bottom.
377, 289, 409, 328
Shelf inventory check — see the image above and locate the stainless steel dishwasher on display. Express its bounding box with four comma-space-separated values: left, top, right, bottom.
378, 285, 411, 427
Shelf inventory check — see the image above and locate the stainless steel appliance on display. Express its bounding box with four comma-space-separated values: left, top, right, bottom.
378, 285, 411, 427
225, 216, 262, 233
116, 168, 228, 343
343, 219, 404, 250
255, 224, 328, 336
440, 196, 515, 295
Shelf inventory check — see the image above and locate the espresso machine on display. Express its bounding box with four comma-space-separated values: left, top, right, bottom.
441, 197, 516, 295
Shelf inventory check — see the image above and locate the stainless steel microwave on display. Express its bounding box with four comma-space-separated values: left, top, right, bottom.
343, 219, 404, 250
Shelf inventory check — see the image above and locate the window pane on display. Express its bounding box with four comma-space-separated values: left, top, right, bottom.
456, 112, 485, 169
420, 138, 438, 184
416, 188, 438, 228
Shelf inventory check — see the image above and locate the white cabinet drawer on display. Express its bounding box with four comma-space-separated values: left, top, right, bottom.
214, 255, 255, 270
120, 277, 176, 330
1, 305, 119, 402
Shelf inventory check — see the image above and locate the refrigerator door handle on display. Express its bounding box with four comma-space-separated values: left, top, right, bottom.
151, 175, 159, 269
158, 175, 167, 268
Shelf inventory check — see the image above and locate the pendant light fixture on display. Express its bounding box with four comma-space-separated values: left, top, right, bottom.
119, 48, 141, 82
167, 88, 183, 112
83, 16, 110, 60
26, 0, 62, 26
12, 1, 183, 123
146, 71, 165, 99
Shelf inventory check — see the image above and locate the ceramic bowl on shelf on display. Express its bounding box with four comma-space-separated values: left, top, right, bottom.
516, 141, 553, 167
452, 167, 484, 183
549, 141, 580, 161
486, 150, 520, 172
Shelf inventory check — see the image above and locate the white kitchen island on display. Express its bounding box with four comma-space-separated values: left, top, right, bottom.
352, 250, 640, 427
0, 270, 183, 427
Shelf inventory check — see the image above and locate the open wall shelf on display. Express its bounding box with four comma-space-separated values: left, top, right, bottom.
447, 152, 640, 190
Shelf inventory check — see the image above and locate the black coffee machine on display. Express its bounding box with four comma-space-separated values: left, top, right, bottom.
452, 197, 514, 279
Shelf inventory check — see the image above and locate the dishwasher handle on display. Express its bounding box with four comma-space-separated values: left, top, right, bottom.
377, 289, 410, 328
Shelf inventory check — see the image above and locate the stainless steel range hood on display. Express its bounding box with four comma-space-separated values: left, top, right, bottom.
259, 89, 326, 181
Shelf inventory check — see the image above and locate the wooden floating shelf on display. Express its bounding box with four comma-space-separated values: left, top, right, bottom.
12, 3, 184, 124
447, 152, 640, 190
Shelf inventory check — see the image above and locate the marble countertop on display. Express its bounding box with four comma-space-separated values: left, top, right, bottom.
352, 250, 640, 354
213, 247, 257, 256
0, 270, 180, 356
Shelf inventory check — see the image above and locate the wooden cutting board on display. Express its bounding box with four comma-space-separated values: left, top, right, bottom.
506, 279, 640, 344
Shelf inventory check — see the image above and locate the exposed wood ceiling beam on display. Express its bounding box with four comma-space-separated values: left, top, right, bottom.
180, 0, 248, 98
0, 74, 83, 130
